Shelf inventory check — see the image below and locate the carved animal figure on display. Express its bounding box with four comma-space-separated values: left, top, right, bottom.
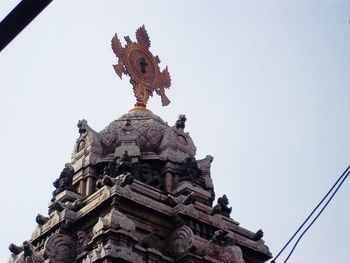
51, 163, 76, 201
8, 241, 44, 263
211, 194, 232, 217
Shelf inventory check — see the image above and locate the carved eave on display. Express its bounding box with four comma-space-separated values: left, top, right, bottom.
16, 167, 270, 263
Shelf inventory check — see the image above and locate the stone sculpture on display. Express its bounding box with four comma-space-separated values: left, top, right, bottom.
102, 172, 134, 187
8, 241, 44, 263
76, 230, 90, 255
197, 154, 215, 202
166, 192, 196, 207
35, 214, 49, 225
49, 199, 83, 214
76, 119, 88, 152
51, 163, 76, 201
211, 194, 232, 217
253, 229, 264, 241
139, 163, 162, 188
96, 153, 134, 188
179, 156, 201, 184
175, 114, 186, 130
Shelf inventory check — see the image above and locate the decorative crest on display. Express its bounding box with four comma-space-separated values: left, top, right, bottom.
112, 25, 171, 108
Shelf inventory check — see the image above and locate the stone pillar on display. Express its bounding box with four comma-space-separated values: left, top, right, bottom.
80, 179, 86, 196
162, 163, 177, 193
86, 176, 94, 196
164, 172, 173, 193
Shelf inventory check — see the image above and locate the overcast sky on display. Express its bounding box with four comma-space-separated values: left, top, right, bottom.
1, 1, 350, 262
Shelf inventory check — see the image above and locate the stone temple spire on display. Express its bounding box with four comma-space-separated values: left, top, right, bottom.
8, 26, 271, 263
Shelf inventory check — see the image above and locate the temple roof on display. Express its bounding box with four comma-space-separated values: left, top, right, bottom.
7, 26, 271, 263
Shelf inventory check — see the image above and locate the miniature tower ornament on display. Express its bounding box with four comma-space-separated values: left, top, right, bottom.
112, 25, 171, 108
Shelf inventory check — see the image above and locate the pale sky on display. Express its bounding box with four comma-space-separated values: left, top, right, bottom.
1, 1, 350, 262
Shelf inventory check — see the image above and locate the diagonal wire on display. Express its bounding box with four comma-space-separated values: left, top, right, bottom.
283, 167, 350, 262
271, 164, 350, 263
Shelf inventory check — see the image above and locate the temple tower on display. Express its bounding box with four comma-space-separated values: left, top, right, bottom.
8, 26, 271, 263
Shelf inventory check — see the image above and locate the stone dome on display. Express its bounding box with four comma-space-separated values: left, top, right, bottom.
99, 109, 168, 156
98, 109, 196, 162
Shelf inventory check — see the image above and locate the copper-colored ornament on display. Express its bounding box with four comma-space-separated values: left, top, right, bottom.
112, 25, 171, 108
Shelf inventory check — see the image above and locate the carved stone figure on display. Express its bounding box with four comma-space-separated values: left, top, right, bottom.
139, 163, 162, 188
211, 194, 232, 217
117, 150, 133, 172
96, 154, 135, 188
96, 160, 117, 188
253, 229, 264, 241
197, 155, 214, 189
49, 199, 84, 214
9, 243, 23, 256
76, 231, 90, 255
8, 241, 44, 263
197, 155, 215, 202
77, 231, 90, 247
211, 230, 233, 245
166, 192, 196, 207
179, 156, 201, 184
175, 114, 186, 130
51, 163, 76, 202
36, 214, 49, 225
76, 119, 88, 152
102, 171, 134, 187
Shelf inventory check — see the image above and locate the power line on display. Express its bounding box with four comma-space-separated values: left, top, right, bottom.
0, 0, 53, 52
284, 167, 350, 262
271, 164, 350, 263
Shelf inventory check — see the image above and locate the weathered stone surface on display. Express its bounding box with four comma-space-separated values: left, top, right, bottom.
93, 208, 136, 238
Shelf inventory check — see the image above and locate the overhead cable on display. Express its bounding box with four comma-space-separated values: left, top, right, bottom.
271, 164, 350, 263
283, 167, 350, 262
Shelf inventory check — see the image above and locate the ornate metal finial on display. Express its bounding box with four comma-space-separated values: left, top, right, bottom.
111, 25, 171, 109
